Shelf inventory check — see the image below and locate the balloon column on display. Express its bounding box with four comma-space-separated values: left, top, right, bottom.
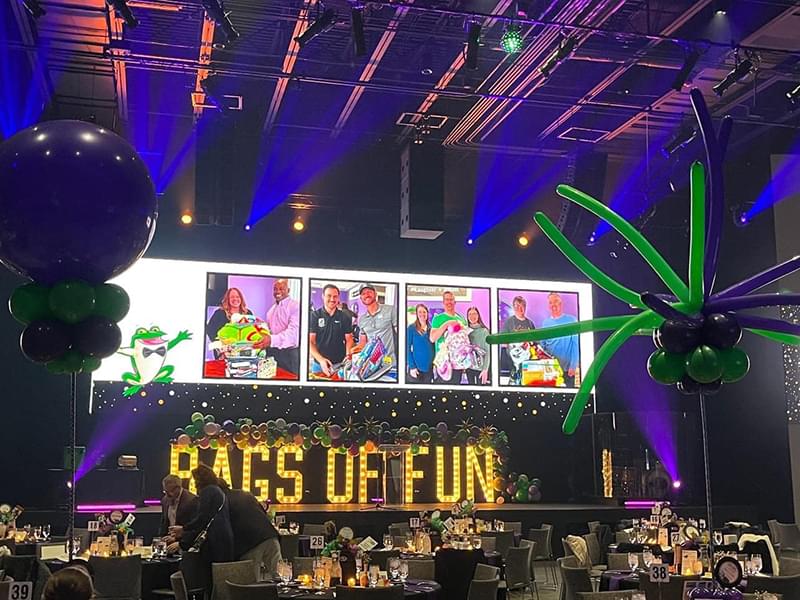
487, 88, 800, 435
0, 120, 157, 372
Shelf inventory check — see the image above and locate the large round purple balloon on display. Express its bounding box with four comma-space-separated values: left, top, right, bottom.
0, 120, 157, 285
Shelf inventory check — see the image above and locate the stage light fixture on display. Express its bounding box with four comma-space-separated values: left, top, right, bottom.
787, 83, 800, 105
350, 6, 366, 57
180, 212, 193, 225
661, 123, 697, 157
671, 49, 700, 91
517, 234, 529, 247
201, 0, 239, 47
22, 0, 46, 19
731, 206, 750, 228
243, 223, 252, 231
587, 233, 597, 247
466, 238, 474, 246
540, 36, 577, 77
501, 22, 523, 54
712, 57, 754, 96
294, 5, 337, 48
292, 217, 305, 232
465, 21, 481, 70
713, 0, 729, 15
672, 479, 682, 489
106, 0, 138, 27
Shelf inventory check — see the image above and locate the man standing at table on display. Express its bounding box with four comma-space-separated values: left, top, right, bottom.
225, 486, 282, 580
357, 283, 398, 368
309, 284, 354, 376
254, 278, 300, 376
159, 474, 198, 539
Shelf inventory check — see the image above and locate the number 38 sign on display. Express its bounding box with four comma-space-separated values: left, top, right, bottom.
649, 564, 669, 583
9, 582, 32, 600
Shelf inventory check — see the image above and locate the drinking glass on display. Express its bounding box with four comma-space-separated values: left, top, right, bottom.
369, 565, 380, 587
744, 558, 753, 576
642, 550, 653, 569
289, 522, 300, 534
399, 561, 409, 583
135, 537, 144, 547
472, 536, 482, 550
713, 531, 723, 547
71, 537, 81, 556
388, 557, 401, 580
405, 534, 414, 550
43, 524, 51, 540
383, 534, 394, 550
628, 552, 639, 572
752, 555, 763, 575
313, 559, 325, 589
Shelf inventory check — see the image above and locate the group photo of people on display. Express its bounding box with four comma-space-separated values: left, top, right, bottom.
203, 273, 302, 380
405, 285, 492, 386
497, 289, 581, 388
308, 280, 399, 383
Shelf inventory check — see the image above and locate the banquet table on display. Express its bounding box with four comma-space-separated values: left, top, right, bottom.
277, 580, 441, 600
599, 570, 640, 591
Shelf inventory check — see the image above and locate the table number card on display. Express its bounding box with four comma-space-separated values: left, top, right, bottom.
310, 535, 325, 550
409, 518, 420, 529
8, 582, 32, 600
358, 536, 378, 551
649, 564, 669, 583
443, 518, 456, 532
87, 520, 100, 532
649, 515, 659, 527
123, 513, 136, 527
670, 532, 680, 546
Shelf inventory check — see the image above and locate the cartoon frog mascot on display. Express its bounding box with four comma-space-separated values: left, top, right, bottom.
118, 326, 192, 396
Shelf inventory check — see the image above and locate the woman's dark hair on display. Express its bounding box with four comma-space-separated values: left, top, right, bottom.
192, 463, 222, 491
43, 567, 94, 600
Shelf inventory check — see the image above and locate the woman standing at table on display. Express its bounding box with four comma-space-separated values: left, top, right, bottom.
407, 304, 434, 383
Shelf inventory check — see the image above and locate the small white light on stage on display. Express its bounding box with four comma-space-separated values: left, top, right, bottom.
180, 212, 193, 225
293, 218, 305, 232
243, 224, 252, 231
517, 234, 529, 247
672, 479, 682, 489
466, 238, 474, 246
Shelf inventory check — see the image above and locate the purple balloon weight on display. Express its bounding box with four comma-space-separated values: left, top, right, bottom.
0, 120, 157, 285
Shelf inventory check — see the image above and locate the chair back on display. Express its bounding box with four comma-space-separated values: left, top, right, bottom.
519, 539, 537, 580
768, 519, 780, 544
744, 573, 800, 597
774, 523, 800, 550
0, 555, 51, 600
479, 537, 496, 552
587, 522, 600, 534
467, 578, 498, 600
557, 558, 592, 600
406, 559, 435, 581
279, 533, 299, 562
389, 523, 411, 535
581, 533, 601, 566
181, 552, 211, 594
492, 530, 516, 558
72, 528, 92, 552
293, 557, 315, 577
526, 528, 550, 561
505, 545, 532, 589
226, 581, 279, 600
615, 531, 631, 545
170, 572, 189, 600
607, 553, 643, 571
505, 522, 522, 535
392, 536, 409, 549
473, 564, 499, 580
335, 585, 404, 600
89, 555, 142, 600
211, 560, 256, 600
302, 524, 327, 536
370, 549, 400, 571
780, 556, 800, 576
637, 573, 699, 600
434, 548, 484, 600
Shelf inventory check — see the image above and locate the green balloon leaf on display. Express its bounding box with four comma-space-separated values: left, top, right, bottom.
688, 161, 706, 311
60, 350, 86, 373
82, 356, 102, 373
94, 283, 130, 322
685, 345, 723, 384
647, 349, 687, 385
49, 280, 96, 324
9, 283, 52, 324
719, 347, 750, 383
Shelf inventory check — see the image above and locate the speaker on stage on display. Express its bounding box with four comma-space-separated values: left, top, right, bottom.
400, 143, 444, 240
556, 151, 607, 242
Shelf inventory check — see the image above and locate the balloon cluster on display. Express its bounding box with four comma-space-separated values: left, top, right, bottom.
0, 120, 157, 375
10, 281, 129, 374
495, 472, 542, 504
648, 313, 750, 395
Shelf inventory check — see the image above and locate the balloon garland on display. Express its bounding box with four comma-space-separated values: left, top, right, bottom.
487, 88, 800, 435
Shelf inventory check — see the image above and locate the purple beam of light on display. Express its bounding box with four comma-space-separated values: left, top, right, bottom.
746, 136, 800, 220
706, 293, 800, 313
712, 255, 800, 300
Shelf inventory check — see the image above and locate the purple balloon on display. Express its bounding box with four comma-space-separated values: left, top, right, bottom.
706, 293, 800, 313
736, 314, 800, 336
712, 256, 800, 300
0, 120, 157, 285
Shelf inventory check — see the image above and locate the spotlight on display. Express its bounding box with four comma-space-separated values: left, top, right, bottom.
465, 21, 481, 70
731, 206, 750, 228
787, 83, 800, 105
292, 217, 305, 232
201, 0, 239, 47
294, 5, 337, 48
180, 212, 193, 225
517, 234, 529, 247
713, 0, 729, 15
22, 0, 46, 18
200, 74, 223, 109
350, 6, 366, 57
672, 479, 682, 489
466, 238, 474, 246
712, 57, 754, 96
501, 23, 523, 54
412, 125, 425, 145
587, 233, 596, 247
671, 49, 700, 91
243, 223, 252, 231
661, 123, 697, 157
106, 0, 138, 27
540, 36, 577, 77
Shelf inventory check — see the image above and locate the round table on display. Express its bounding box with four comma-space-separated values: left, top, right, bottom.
277, 580, 441, 600
599, 570, 639, 592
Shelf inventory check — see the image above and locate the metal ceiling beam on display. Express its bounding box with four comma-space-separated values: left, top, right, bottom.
8, 0, 53, 110
107, 4, 129, 123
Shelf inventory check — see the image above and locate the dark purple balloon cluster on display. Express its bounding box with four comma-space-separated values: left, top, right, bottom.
0, 120, 157, 373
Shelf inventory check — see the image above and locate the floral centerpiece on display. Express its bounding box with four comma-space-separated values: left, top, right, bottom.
0, 504, 22, 539
321, 526, 358, 582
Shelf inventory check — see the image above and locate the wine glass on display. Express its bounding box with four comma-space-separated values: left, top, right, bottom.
279, 560, 293, 585
399, 561, 409, 583
71, 537, 81, 556
472, 536, 482, 550
388, 557, 401, 580
405, 534, 414, 550
628, 552, 639, 572
752, 555, 763, 575
368, 565, 380, 587
43, 524, 51, 540
383, 534, 394, 550
642, 549, 654, 569
713, 531, 723, 547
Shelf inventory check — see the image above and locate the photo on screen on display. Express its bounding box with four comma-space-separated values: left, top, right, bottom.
497, 289, 580, 388
204, 273, 301, 380
308, 280, 399, 383
405, 284, 492, 386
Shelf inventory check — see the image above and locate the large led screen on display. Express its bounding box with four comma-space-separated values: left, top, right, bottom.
93, 259, 593, 393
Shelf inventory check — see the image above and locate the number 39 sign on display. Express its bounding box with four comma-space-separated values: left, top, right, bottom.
9, 582, 33, 600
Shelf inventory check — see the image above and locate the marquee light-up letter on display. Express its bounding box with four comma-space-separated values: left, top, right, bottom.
170, 444, 199, 493
358, 447, 380, 503
211, 447, 233, 487
327, 448, 355, 503
404, 446, 429, 503
276, 445, 304, 503
465, 446, 494, 502
436, 446, 461, 503
242, 444, 271, 501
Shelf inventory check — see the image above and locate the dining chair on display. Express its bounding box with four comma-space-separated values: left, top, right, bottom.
226, 581, 279, 600
467, 578, 499, 600
744, 572, 800, 597
637, 573, 700, 600
370, 549, 401, 571
587, 522, 600, 534
492, 530, 516, 558
505, 522, 523, 535
615, 531, 631, 545
302, 524, 328, 536
479, 537, 496, 552
0, 555, 51, 600
89, 555, 142, 600
506, 544, 537, 600
335, 585, 404, 600
606, 553, 644, 571
768, 520, 780, 543
527, 527, 557, 588
211, 560, 256, 600
406, 559, 435, 581
581, 534, 606, 571
779, 555, 800, 575
181, 552, 212, 598
292, 557, 315, 577
390, 523, 411, 534
557, 557, 592, 600
392, 536, 410, 549
772, 522, 800, 557
170, 572, 188, 600
474, 564, 499, 580
519, 539, 538, 582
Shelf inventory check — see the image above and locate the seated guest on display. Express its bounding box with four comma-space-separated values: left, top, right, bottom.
42, 566, 94, 600
159, 474, 199, 539
218, 478, 282, 580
